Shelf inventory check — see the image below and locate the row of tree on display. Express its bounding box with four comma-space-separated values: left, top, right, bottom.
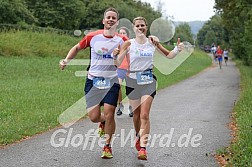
197, 0, 252, 65
0, 0, 194, 46
197, 15, 227, 48
215, 0, 252, 65
0, 0, 161, 30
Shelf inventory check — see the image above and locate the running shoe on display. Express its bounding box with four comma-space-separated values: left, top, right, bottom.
101, 146, 113, 159
116, 108, 122, 116
135, 136, 141, 151
116, 103, 124, 116
98, 122, 105, 137
137, 148, 147, 160
128, 106, 133, 117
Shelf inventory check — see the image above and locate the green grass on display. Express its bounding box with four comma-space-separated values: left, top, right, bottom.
0, 56, 87, 145
156, 49, 211, 90
225, 59, 252, 166
216, 147, 229, 155
0, 30, 88, 58
0, 30, 212, 146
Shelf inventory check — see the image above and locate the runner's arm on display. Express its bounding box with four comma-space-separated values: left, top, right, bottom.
60, 43, 82, 70
156, 43, 183, 59
114, 40, 131, 67
64, 43, 82, 62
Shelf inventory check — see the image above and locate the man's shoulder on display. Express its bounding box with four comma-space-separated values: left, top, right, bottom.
79, 30, 104, 48
86, 29, 104, 36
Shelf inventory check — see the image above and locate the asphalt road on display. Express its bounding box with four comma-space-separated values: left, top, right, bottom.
0, 59, 240, 167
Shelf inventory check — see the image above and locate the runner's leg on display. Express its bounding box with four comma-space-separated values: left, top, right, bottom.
116, 78, 123, 115
139, 95, 153, 147
130, 99, 141, 135
103, 103, 116, 144
88, 105, 104, 123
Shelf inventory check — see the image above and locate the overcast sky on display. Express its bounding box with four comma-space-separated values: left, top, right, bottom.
140, 0, 216, 21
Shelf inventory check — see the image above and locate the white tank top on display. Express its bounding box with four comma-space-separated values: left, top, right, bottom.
128, 38, 155, 79
223, 50, 228, 57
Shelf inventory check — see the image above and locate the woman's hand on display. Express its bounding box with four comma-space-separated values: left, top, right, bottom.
173, 38, 184, 54
148, 35, 160, 46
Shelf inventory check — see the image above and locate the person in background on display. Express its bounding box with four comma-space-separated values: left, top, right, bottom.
116, 27, 133, 117
216, 45, 224, 69
211, 44, 217, 63
223, 48, 229, 66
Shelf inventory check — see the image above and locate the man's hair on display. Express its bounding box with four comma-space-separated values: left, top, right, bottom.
104, 7, 119, 19
133, 17, 148, 26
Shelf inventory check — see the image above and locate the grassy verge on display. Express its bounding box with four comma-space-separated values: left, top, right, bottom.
156, 49, 211, 90
219, 59, 252, 166
0, 56, 86, 145
0, 31, 212, 146
0, 30, 87, 58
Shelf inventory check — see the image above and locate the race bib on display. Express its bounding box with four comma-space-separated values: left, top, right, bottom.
136, 70, 153, 85
93, 77, 111, 89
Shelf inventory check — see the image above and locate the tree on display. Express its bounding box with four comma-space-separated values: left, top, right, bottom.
1, 0, 162, 32
197, 15, 227, 47
243, 8, 252, 65
203, 30, 215, 46
214, 0, 252, 65
0, 0, 37, 24
172, 23, 194, 44
79, 0, 161, 30
26, 0, 87, 30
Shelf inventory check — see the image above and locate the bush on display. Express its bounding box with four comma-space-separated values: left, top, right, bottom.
0, 24, 74, 36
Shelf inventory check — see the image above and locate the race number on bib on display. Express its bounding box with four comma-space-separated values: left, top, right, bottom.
136, 70, 153, 85
93, 77, 111, 89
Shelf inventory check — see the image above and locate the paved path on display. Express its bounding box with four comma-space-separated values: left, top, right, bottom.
0, 59, 240, 167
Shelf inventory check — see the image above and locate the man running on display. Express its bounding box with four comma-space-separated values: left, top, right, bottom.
211, 45, 217, 63
216, 45, 224, 69
60, 7, 127, 159
223, 48, 229, 66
